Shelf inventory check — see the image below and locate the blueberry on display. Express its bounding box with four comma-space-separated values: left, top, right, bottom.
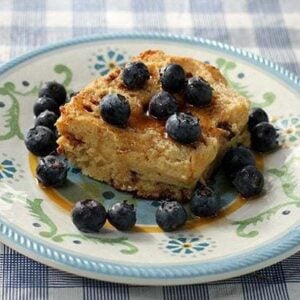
38, 81, 67, 106
222, 146, 256, 180
155, 201, 187, 232
107, 201, 136, 231
190, 184, 220, 217
160, 64, 186, 93
251, 122, 278, 152
71, 199, 107, 233
34, 110, 59, 130
33, 96, 60, 117
233, 165, 264, 197
149, 91, 178, 120
36, 155, 68, 187
122, 62, 150, 89
166, 112, 201, 144
25, 126, 57, 157
184, 77, 213, 107
248, 108, 269, 131
53, 128, 59, 140
100, 93, 131, 128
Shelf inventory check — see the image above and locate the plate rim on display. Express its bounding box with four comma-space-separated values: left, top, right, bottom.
0, 219, 300, 286
0, 32, 299, 285
1, 32, 299, 91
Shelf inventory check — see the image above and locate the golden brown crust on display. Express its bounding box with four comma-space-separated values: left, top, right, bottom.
56, 50, 250, 201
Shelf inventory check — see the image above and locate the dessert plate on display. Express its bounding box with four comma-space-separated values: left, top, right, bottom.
0, 33, 299, 285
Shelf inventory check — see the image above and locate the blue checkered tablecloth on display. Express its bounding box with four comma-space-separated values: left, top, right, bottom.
0, 0, 299, 299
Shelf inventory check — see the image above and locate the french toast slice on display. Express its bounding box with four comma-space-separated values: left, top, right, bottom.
56, 50, 250, 201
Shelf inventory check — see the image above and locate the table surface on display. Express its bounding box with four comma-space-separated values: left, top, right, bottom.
0, 0, 299, 299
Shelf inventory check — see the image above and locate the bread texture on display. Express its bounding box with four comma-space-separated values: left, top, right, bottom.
56, 50, 250, 201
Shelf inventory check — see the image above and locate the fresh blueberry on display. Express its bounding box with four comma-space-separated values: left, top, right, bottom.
71, 199, 107, 233
148, 91, 178, 120
122, 61, 150, 89
155, 201, 187, 232
251, 122, 278, 153
100, 93, 131, 128
233, 165, 264, 197
38, 81, 67, 106
25, 126, 57, 157
248, 108, 269, 131
222, 146, 256, 180
184, 77, 213, 107
53, 128, 60, 140
33, 96, 60, 117
36, 155, 68, 187
160, 64, 186, 93
190, 184, 220, 217
34, 110, 59, 131
107, 201, 136, 231
166, 112, 201, 144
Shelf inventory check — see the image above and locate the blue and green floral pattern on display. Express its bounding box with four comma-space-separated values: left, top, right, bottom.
0, 159, 16, 179
0, 153, 24, 183
159, 234, 216, 257
274, 114, 300, 148
91, 48, 128, 75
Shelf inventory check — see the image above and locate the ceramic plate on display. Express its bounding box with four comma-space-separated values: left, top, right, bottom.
0, 33, 299, 286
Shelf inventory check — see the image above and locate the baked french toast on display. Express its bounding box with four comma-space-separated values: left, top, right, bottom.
56, 50, 250, 201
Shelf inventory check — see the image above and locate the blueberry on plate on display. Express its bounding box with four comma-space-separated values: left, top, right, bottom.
184, 77, 213, 107
148, 91, 178, 120
107, 201, 136, 231
34, 110, 59, 130
248, 108, 269, 131
190, 184, 220, 217
122, 61, 150, 89
222, 146, 256, 180
233, 165, 264, 198
38, 81, 67, 106
160, 64, 186, 93
251, 122, 278, 152
100, 93, 131, 128
156, 201, 187, 232
25, 126, 57, 157
53, 128, 60, 140
166, 112, 201, 144
33, 96, 60, 117
71, 199, 107, 233
36, 155, 68, 187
